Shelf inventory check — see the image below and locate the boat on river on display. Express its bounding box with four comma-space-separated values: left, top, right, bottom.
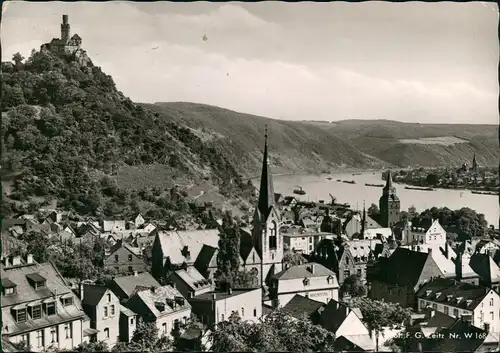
405, 186, 434, 191
293, 186, 306, 195
471, 190, 499, 196
365, 183, 384, 187
342, 180, 356, 184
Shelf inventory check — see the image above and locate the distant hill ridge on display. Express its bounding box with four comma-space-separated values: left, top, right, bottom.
146, 102, 498, 175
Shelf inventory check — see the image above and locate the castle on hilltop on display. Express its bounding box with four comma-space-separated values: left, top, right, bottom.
41, 15, 89, 65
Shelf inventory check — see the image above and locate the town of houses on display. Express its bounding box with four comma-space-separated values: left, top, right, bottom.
2, 128, 500, 352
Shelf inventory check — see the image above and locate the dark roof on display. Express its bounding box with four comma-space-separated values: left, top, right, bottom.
319, 299, 363, 334
1, 278, 17, 288
417, 309, 456, 331
373, 247, 443, 287
273, 263, 337, 281
416, 277, 490, 310
26, 273, 46, 283
1, 219, 26, 230
191, 288, 258, 301
82, 285, 108, 306
2, 337, 18, 352
256, 133, 276, 221
431, 319, 490, 352
111, 272, 160, 299
1, 232, 25, 258
469, 253, 500, 284
239, 228, 254, 261
281, 294, 325, 320
274, 193, 283, 202
194, 244, 217, 274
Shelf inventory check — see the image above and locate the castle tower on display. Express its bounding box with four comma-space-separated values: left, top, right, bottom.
252, 126, 283, 286
379, 169, 400, 228
61, 14, 70, 43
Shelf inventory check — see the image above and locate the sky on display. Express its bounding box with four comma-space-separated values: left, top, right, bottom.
2, 1, 499, 124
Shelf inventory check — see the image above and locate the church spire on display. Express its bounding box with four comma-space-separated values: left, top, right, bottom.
257, 125, 275, 220
361, 200, 366, 238
383, 169, 396, 195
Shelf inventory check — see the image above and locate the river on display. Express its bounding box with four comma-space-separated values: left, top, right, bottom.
272, 171, 499, 227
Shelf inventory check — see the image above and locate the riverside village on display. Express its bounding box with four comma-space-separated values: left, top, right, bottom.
2, 11, 500, 353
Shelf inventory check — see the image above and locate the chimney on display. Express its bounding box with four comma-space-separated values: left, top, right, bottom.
133, 271, 138, 277
26, 254, 34, 264
151, 286, 156, 293
79, 282, 84, 300
309, 264, 315, 274
11, 256, 21, 266
455, 252, 463, 281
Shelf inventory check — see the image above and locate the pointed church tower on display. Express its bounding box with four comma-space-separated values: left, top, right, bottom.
252, 126, 283, 287
472, 153, 478, 173
361, 200, 367, 239
379, 169, 400, 228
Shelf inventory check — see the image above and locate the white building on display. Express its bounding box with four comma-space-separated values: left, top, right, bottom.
270, 263, 339, 307
417, 278, 500, 333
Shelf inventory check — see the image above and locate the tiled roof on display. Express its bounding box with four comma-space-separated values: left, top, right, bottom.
374, 247, 443, 287
194, 244, 217, 274
174, 266, 211, 292
155, 229, 220, 264
416, 277, 490, 310
469, 253, 500, 284
1, 262, 87, 336
431, 319, 492, 352
273, 263, 337, 282
120, 304, 136, 316
111, 272, 160, 299
134, 285, 191, 318
1, 232, 25, 258
338, 334, 375, 351
281, 294, 325, 320
191, 288, 260, 301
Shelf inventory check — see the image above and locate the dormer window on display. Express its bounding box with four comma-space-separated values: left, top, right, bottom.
29, 304, 42, 320
15, 308, 27, 323
303, 278, 310, 286
2, 278, 17, 296
155, 302, 165, 312
45, 301, 57, 316
327, 275, 333, 284
60, 294, 73, 307
26, 273, 47, 290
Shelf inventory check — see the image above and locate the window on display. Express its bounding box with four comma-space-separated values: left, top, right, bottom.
252, 253, 255, 263
5, 287, 16, 295
444, 306, 449, 315
453, 309, 459, 317
46, 302, 56, 316
432, 303, 437, 309
241, 307, 244, 317
128, 266, 133, 273
128, 254, 133, 262
357, 269, 362, 277
63, 297, 73, 307
174, 319, 180, 329
346, 257, 349, 265
490, 298, 494, 306
104, 306, 109, 318
309, 237, 313, 243
343, 270, 350, 279
254, 308, 257, 317
107, 293, 111, 302
130, 318, 134, 325
114, 255, 119, 263
32, 305, 42, 320
17, 308, 27, 323
303, 278, 310, 286
110, 305, 115, 316
104, 328, 109, 339
65, 323, 72, 339
490, 312, 494, 321
37, 330, 44, 347
221, 314, 225, 321
162, 323, 167, 333
50, 326, 58, 343
21, 333, 29, 346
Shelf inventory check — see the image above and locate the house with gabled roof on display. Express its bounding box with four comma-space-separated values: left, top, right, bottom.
1, 257, 92, 352
171, 266, 214, 299
80, 284, 123, 347
124, 285, 191, 338
104, 240, 146, 275
318, 299, 375, 352
108, 272, 161, 302
416, 277, 500, 332
280, 294, 325, 322
469, 253, 500, 292
270, 262, 339, 307
370, 247, 444, 309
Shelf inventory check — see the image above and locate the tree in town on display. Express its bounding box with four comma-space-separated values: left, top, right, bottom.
171, 314, 207, 352
340, 274, 367, 298
350, 297, 412, 351
407, 205, 419, 220
283, 251, 306, 266
368, 203, 380, 217
74, 341, 109, 352
426, 173, 439, 186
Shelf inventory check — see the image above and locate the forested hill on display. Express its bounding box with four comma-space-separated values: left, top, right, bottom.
147, 102, 498, 176
1, 49, 245, 218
